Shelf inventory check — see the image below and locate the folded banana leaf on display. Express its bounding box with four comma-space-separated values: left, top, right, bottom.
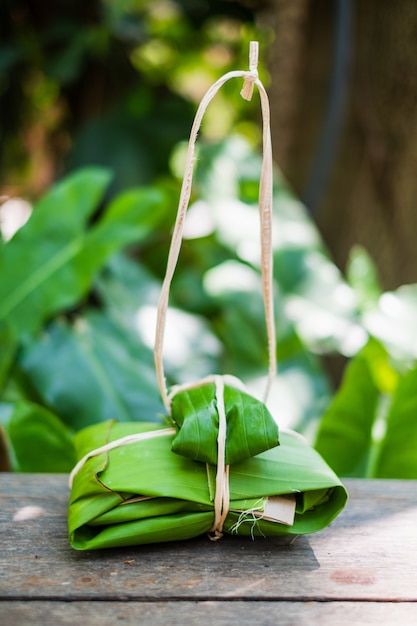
170, 376, 280, 465
68, 415, 347, 550
68, 48, 347, 551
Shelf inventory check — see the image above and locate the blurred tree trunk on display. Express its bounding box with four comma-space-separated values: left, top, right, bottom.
261, 0, 417, 289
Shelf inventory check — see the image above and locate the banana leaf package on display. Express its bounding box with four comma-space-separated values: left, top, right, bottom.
68, 43, 348, 550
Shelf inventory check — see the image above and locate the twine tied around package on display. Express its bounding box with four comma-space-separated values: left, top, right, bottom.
154, 40, 275, 538
69, 42, 275, 541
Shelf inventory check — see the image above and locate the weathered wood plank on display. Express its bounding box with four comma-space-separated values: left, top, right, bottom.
1, 475, 417, 602
1, 601, 417, 626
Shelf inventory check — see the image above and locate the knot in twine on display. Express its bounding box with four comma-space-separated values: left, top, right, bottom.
240, 41, 259, 101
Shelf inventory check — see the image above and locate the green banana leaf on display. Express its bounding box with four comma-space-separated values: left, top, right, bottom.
0, 168, 111, 339
68, 418, 347, 550
374, 363, 417, 478
170, 378, 279, 465
7, 401, 76, 472
19, 312, 164, 430
0, 167, 168, 384
314, 341, 380, 477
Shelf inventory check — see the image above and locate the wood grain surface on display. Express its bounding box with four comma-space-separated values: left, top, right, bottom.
1, 601, 417, 626
1, 475, 417, 624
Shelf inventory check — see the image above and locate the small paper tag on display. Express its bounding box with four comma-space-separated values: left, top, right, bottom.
256, 494, 296, 526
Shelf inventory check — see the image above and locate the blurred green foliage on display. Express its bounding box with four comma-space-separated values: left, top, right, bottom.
0, 0, 265, 194
1, 1, 417, 479
1, 135, 417, 478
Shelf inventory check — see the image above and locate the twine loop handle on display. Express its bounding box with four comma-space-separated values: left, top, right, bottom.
154, 41, 276, 414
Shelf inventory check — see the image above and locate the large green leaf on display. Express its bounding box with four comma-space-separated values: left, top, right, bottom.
375, 364, 417, 478
95, 252, 161, 328
76, 186, 168, 274
0, 169, 168, 340
314, 341, 382, 476
19, 312, 165, 431
96, 253, 222, 385
0, 322, 16, 391
7, 402, 76, 472
0, 168, 112, 336
171, 378, 279, 465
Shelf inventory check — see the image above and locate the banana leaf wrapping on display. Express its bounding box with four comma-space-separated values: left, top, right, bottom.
170, 376, 280, 465
68, 44, 347, 551
68, 380, 347, 550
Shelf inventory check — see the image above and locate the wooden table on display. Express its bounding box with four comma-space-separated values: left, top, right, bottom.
1, 475, 416, 625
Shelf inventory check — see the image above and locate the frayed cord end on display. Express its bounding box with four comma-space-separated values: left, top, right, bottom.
240, 40, 259, 101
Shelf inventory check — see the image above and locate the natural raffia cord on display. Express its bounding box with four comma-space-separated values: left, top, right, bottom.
154, 40, 276, 412
69, 42, 276, 540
